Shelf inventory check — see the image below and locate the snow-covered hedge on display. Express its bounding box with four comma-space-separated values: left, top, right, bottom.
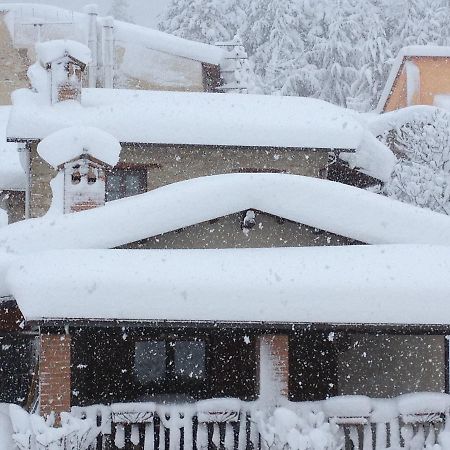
9, 405, 100, 450
256, 408, 342, 450
370, 106, 450, 214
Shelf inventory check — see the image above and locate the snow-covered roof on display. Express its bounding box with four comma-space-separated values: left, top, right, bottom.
0, 106, 25, 191
7, 88, 365, 149
37, 126, 121, 168
114, 21, 225, 66
377, 46, 450, 113
0, 3, 225, 66
36, 39, 91, 66
8, 245, 450, 325
1, 173, 450, 297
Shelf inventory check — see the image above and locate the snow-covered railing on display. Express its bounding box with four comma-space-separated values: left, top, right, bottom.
70, 393, 450, 450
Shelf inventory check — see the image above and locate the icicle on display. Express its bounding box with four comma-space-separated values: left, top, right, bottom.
445, 410, 450, 431
143, 423, 154, 450
211, 423, 220, 448
224, 423, 235, 449
169, 420, 180, 450
375, 422, 386, 450
249, 417, 259, 448
425, 425, 436, 447
182, 411, 193, 449
159, 419, 165, 450
349, 425, 360, 450
196, 423, 208, 449
114, 424, 125, 449
390, 418, 401, 448
130, 424, 140, 446
401, 424, 414, 450
410, 425, 425, 450
363, 423, 373, 450
238, 411, 247, 450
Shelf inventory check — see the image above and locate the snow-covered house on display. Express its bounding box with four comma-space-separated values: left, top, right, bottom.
378, 46, 450, 113
0, 3, 244, 106
4, 39, 450, 450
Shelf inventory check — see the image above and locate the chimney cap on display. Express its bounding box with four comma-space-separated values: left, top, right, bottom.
37, 126, 121, 169
36, 40, 92, 67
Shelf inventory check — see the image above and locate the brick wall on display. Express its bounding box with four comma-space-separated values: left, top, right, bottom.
258, 334, 289, 401
39, 333, 71, 417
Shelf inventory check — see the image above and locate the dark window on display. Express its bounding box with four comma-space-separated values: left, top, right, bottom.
106, 168, 147, 201
134, 339, 206, 385
0, 335, 37, 406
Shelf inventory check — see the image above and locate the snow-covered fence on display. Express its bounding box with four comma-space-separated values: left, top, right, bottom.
6, 394, 450, 450
69, 394, 450, 450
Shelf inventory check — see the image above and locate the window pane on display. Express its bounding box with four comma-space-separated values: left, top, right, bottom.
125, 173, 143, 195
106, 174, 122, 201
174, 341, 205, 379
134, 341, 166, 383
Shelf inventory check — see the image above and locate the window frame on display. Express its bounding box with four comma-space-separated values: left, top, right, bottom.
132, 336, 208, 390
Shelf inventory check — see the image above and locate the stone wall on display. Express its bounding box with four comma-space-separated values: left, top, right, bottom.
0, 190, 25, 223
28, 142, 329, 218
126, 211, 353, 249
0, 13, 30, 105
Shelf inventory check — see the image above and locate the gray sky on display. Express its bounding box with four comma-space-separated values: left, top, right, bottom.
0, 0, 170, 27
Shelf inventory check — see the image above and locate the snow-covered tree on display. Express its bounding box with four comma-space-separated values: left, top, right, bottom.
347, 0, 392, 111
158, 0, 239, 44
108, 0, 134, 23
250, 0, 318, 96
159, 0, 450, 110
377, 108, 450, 214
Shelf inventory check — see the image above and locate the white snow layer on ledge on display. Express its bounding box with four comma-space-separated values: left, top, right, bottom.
1, 173, 450, 296
0, 106, 25, 191
8, 89, 365, 150
36, 39, 91, 66
8, 244, 450, 324
37, 126, 121, 168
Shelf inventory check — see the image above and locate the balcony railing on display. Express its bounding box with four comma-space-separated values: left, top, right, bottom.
68, 393, 450, 450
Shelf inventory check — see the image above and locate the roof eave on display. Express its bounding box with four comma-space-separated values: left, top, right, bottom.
30, 317, 450, 334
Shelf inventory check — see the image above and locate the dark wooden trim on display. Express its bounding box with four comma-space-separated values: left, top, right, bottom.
115, 162, 161, 170
7, 137, 356, 154
446, 336, 449, 394
29, 318, 450, 335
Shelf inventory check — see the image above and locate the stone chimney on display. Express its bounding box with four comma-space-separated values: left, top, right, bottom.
63, 154, 106, 213
36, 40, 91, 104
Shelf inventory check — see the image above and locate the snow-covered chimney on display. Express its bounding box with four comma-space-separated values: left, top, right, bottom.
84, 4, 99, 88
37, 126, 121, 214
215, 35, 251, 94
101, 16, 114, 88
36, 40, 92, 104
